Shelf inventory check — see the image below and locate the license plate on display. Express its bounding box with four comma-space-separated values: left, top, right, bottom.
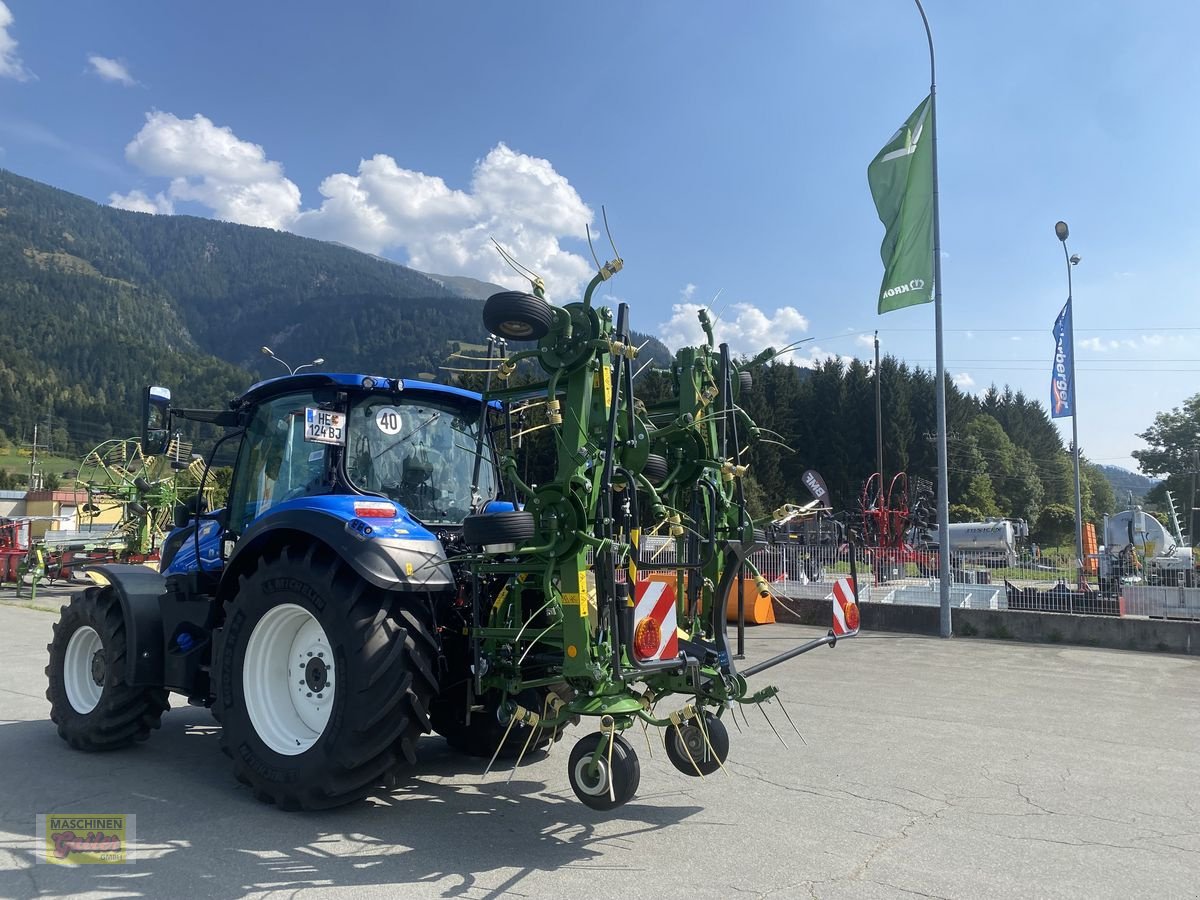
304, 408, 345, 445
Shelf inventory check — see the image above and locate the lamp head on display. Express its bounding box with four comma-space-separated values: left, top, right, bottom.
1054, 221, 1069, 242
260, 346, 274, 357
313, 358, 325, 365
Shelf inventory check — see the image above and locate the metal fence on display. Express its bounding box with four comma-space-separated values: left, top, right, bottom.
731, 541, 1200, 621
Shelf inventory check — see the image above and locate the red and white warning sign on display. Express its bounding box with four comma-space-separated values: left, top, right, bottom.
830, 576, 861, 637
632, 580, 679, 660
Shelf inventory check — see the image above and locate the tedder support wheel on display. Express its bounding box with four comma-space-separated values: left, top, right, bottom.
483, 291, 556, 342
462, 510, 535, 548
737, 369, 753, 396
46, 586, 170, 751
642, 453, 669, 486
567, 732, 640, 811
215, 545, 439, 810
430, 687, 562, 760
665, 712, 730, 777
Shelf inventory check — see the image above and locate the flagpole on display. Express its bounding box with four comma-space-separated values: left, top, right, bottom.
914, 0, 951, 637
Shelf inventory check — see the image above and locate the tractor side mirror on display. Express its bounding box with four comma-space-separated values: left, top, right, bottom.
143, 386, 172, 455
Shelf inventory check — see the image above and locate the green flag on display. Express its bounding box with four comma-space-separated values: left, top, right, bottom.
868, 94, 935, 314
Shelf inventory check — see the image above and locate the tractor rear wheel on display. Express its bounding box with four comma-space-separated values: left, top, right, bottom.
215, 545, 438, 810
45, 587, 170, 751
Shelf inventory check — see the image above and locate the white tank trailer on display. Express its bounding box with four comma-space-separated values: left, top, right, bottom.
923, 519, 1026, 567
1102, 504, 1195, 587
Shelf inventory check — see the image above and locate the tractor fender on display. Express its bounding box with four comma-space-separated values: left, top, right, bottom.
223, 507, 454, 594
82, 563, 166, 687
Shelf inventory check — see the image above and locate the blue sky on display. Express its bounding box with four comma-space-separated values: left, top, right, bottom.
2, 1, 1198, 471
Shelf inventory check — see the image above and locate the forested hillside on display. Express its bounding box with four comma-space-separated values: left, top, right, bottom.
0, 169, 1124, 537
0, 169, 491, 452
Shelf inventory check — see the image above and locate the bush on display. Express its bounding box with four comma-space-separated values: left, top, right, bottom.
1035, 503, 1076, 547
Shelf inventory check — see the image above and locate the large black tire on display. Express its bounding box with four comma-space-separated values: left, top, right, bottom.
483, 291, 556, 341
214, 545, 439, 810
664, 712, 729, 777
462, 510, 536, 547
46, 587, 170, 751
567, 732, 640, 810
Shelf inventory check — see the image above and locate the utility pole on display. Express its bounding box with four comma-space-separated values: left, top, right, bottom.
27, 424, 45, 491
875, 331, 884, 483
1191, 449, 1199, 545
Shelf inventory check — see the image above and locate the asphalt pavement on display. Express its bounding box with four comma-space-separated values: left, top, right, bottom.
1, 596, 1199, 899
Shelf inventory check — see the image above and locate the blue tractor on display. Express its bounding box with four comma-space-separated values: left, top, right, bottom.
45, 265, 860, 812
45, 371, 511, 809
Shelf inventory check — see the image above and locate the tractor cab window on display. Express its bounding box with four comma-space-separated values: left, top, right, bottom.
346, 395, 495, 525
228, 392, 332, 535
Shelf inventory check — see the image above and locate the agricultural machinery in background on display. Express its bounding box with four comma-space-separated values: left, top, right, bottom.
14, 438, 211, 589
857, 472, 938, 581
45, 244, 859, 812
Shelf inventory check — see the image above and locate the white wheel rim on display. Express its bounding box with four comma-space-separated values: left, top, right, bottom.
573, 754, 611, 797
243, 603, 334, 756
64, 625, 105, 714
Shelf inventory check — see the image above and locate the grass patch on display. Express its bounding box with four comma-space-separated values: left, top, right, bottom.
1046, 629, 1063, 643
958, 621, 978, 637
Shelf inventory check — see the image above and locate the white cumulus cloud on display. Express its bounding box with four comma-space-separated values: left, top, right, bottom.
658, 301, 810, 359
87, 55, 137, 86
109, 188, 173, 214
293, 143, 593, 298
0, 1, 32, 81
120, 112, 301, 229
112, 114, 596, 297
952, 372, 975, 390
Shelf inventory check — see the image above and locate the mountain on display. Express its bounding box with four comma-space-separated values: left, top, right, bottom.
0, 169, 495, 452
0, 169, 685, 459
1096, 464, 1158, 505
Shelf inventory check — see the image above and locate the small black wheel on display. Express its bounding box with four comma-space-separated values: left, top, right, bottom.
462, 510, 536, 547
642, 453, 669, 486
567, 732, 640, 810
430, 687, 562, 759
665, 712, 729, 777
737, 370, 753, 395
483, 291, 556, 341
46, 586, 170, 751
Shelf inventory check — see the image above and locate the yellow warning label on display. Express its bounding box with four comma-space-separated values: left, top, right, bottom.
563, 593, 587, 616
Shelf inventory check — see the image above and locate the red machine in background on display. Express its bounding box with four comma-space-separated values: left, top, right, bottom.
859, 473, 938, 581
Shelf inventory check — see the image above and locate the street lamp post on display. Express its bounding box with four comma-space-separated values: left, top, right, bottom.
1055, 221, 1085, 587
260, 346, 324, 376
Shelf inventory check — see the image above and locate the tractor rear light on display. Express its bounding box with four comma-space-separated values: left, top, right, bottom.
845, 600, 860, 632
633, 616, 662, 660
354, 502, 396, 518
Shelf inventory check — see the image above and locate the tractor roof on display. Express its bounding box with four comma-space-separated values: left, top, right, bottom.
238, 373, 485, 408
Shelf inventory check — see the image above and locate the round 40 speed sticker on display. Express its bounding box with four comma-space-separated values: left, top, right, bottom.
374, 407, 403, 435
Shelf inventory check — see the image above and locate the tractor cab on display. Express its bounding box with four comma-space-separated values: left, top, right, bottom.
145, 374, 499, 579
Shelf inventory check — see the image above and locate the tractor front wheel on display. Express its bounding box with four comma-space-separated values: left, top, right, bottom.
215, 545, 438, 810
45, 587, 170, 751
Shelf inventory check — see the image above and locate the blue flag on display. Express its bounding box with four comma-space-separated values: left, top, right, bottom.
1050, 300, 1074, 418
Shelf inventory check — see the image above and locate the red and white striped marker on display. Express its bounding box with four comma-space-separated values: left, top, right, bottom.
632, 580, 679, 660
831, 576, 861, 637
